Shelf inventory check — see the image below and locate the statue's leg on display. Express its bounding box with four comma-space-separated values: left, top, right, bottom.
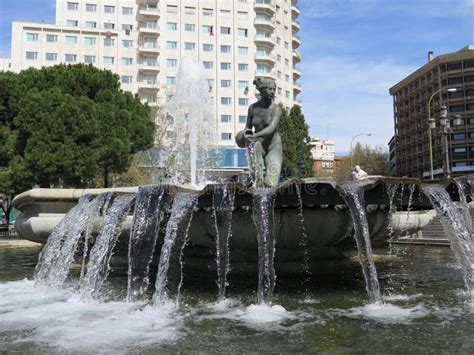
264, 145, 282, 187
253, 141, 266, 186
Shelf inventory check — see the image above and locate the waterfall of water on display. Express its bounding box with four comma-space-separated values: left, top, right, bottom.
153, 193, 198, 305
80, 194, 136, 300
42, 193, 113, 287
212, 184, 235, 300
295, 183, 311, 283
246, 140, 258, 187
340, 183, 383, 305
454, 178, 473, 236
34, 195, 94, 284
127, 186, 171, 302
421, 184, 474, 294
163, 59, 216, 187
252, 188, 277, 304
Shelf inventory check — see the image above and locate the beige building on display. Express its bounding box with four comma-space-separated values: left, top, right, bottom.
389, 45, 474, 178
309, 137, 335, 175
5, 0, 302, 147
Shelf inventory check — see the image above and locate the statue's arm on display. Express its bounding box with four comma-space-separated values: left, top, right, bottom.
253, 105, 281, 139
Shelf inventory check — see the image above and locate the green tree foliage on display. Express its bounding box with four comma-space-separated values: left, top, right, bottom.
334, 143, 389, 182
279, 105, 313, 179
0, 64, 155, 195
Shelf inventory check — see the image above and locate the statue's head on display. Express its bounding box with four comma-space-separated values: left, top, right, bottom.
354, 165, 361, 172
254, 77, 276, 100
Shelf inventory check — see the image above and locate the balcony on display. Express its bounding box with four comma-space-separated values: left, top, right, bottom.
254, 69, 276, 80
292, 34, 301, 48
293, 66, 302, 79
293, 82, 302, 94
138, 81, 159, 91
291, 5, 300, 18
254, 1, 276, 16
139, 63, 160, 73
293, 49, 301, 63
254, 18, 276, 32
254, 35, 276, 48
138, 44, 160, 54
292, 19, 300, 33
255, 52, 276, 65
139, 6, 160, 18
294, 99, 302, 107
139, 24, 159, 35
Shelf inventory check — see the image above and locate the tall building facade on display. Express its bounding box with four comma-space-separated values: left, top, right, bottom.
6, 0, 302, 147
389, 45, 474, 178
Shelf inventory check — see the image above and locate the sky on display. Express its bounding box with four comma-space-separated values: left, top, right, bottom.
1, 0, 474, 153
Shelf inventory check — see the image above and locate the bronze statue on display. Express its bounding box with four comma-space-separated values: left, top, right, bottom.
236, 77, 283, 187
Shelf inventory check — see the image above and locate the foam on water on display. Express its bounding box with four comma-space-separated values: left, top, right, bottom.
0, 279, 184, 352
346, 302, 429, 322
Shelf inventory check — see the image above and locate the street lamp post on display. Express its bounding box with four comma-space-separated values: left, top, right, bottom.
427, 87, 457, 179
350, 133, 372, 168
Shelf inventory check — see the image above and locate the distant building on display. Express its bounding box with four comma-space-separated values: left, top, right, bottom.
309, 137, 335, 176
389, 45, 474, 178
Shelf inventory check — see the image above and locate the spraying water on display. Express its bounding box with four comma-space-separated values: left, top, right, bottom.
80, 194, 136, 300
454, 177, 473, 236
127, 186, 171, 301
421, 184, 474, 295
153, 193, 198, 305
295, 183, 311, 284
164, 58, 216, 187
252, 188, 277, 304
212, 184, 235, 300
340, 182, 383, 305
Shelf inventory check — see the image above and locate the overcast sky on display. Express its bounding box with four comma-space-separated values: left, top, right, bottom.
1, 0, 474, 152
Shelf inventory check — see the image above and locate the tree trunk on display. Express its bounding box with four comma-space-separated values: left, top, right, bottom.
104, 168, 109, 188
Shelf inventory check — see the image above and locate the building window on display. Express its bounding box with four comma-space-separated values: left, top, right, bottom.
285, 41, 289, 49
65, 54, 77, 63
448, 77, 463, 85
203, 25, 213, 34
85, 37, 96, 45
166, 59, 178, 67
238, 46, 248, 54
220, 27, 231, 35
220, 45, 231, 53
167, 22, 177, 31
46, 34, 58, 43
103, 56, 114, 65
221, 80, 231, 88
237, 11, 248, 19
239, 115, 246, 123
220, 9, 231, 17
66, 20, 78, 27
104, 38, 115, 46
453, 147, 467, 157
464, 61, 474, 69
122, 40, 133, 48
237, 28, 248, 37
166, 5, 178, 13
122, 24, 133, 31
220, 62, 231, 70
85, 21, 97, 28
104, 23, 115, 29
466, 76, 474, 83
26, 33, 38, 42
447, 63, 462, 71
221, 97, 231, 105
66, 36, 77, 45
122, 57, 133, 66
238, 63, 248, 71
166, 41, 177, 49
166, 76, 176, 85
203, 61, 213, 69
185, 42, 196, 50
221, 133, 232, 140
185, 6, 196, 15
45, 53, 57, 61
122, 7, 133, 15
86, 3, 97, 12
238, 98, 248, 106
203, 44, 213, 52
221, 115, 231, 123
104, 5, 115, 13
202, 8, 213, 16
84, 55, 96, 64
238, 81, 249, 90
450, 105, 465, 113
67, 2, 78, 10
121, 76, 133, 84
145, 58, 157, 66
26, 51, 38, 60
452, 133, 466, 140
185, 23, 195, 32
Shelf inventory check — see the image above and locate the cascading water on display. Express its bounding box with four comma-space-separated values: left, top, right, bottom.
127, 186, 171, 301
80, 194, 136, 300
164, 58, 216, 187
295, 183, 311, 283
340, 182, 383, 305
252, 188, 277, 304
454, 178, 473, 235
212, 184, 235, 300
421, 184, 474, 295
34, 195, 93, 284
246, 140, 258, 187
41, 193, 112, 287
153, 193, 198, 305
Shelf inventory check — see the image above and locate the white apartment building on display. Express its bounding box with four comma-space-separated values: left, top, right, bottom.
6, 0, 302, 147
309, 137, 335, 175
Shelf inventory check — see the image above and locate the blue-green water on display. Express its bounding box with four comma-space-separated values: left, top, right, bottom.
0, 241, 473, 353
